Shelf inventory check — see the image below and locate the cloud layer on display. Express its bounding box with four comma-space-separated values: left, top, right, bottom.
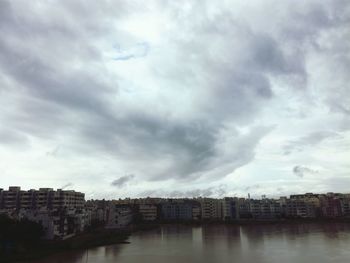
0, 0, 349, 198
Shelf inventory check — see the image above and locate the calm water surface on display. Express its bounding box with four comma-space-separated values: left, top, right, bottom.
30, 223, 350, 263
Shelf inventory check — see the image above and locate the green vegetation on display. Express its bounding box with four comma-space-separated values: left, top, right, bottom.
0, 215, 130, 262
0, 214, 44, 262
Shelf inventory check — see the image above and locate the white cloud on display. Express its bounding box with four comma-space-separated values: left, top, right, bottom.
0, 0, 349, 198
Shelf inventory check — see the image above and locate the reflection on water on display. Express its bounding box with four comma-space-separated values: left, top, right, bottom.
29, 223, 350, 263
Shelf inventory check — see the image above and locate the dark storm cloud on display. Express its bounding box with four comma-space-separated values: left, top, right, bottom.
202, 69, 274, 122
0, 39, 113, 116
154, 7, 318, 128
244, 31, 306, 77
0, 0, 349, 192
111, 174, 135, 188
0, 0, 119, 139
78, 109, 272, 181
80, 113, 217, 177
293, 166, 319, 178
0, 0, 312, 175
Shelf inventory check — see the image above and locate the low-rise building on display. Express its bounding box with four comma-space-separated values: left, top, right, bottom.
320, 193, 342, 218
105, 204, 133, 229
192, 204, 201, 221
138, 204, 158, 221
238, 198, 251, 219
86, 200, 109, 225
340, 195, 350, 217
161, 200, 193, 221
222, 197, 239, 221
199, 198, 222, 220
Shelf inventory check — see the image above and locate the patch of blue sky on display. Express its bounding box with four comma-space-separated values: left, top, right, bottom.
112, 42, 150, 61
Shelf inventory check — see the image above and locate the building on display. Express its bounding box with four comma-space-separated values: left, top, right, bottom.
192, 204, 201, 221
269, 200, 282, 218
249, 199, 282, 219
0, 186, 88, 240
339, 194, 350, 217
86, 200, 109, 225
0, 186, 21, 210
238, 198, 251, 219
17, 208, 87, 240
105, 204, 133, 229
51, 189, 85, 210
222, 197, 239, 221
161, 200, 193, 221
138, 204, 158, 221
199, 198, 222, 220
319, 193, 342, 218
286, 200, 316, 218
0, 187, 85, 211
284, 193, 322, 218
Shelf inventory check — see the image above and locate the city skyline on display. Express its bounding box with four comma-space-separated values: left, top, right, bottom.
3, 185, 350, 244
1, 185, 349, 201
0, 0, 349, 199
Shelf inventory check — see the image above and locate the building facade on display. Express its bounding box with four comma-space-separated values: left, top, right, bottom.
199, 198, 222, 220
105, 204, 133, 229
0, 187, 85, 211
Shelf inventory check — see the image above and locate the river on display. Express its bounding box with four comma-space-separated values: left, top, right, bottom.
29, 223, 350, 263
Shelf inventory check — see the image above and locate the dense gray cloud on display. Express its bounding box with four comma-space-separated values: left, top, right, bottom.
111, 174, 135, 188
293, 166, 319, 178
0, 0, 349, 198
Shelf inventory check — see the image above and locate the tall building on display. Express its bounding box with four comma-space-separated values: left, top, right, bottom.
1, 186, 88, 240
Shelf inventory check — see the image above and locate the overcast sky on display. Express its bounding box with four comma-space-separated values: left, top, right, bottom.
0, 0, 349, 199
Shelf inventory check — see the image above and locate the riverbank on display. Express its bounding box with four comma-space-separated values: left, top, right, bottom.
2, 228, 130, 263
